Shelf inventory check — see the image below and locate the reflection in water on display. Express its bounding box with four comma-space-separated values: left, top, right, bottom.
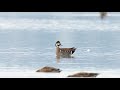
56, 55, 75, 63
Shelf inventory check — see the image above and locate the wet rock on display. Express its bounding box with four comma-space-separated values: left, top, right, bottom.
36, 66, 61, 73
68, 72, 99, 78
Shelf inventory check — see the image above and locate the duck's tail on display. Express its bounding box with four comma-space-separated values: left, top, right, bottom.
71, 47, 76, 54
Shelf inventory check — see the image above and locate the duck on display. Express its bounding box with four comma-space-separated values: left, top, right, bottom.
100, 12, 107, 19
55, 41, 76, 57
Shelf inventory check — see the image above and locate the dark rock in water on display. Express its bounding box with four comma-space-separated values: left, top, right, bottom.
36, 66, 61, 73
68, 72, 99, 77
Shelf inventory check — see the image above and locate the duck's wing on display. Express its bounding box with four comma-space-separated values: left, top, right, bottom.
60, 48, 76, 54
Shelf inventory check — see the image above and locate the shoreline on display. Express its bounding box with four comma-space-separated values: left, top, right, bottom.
0, 70, 119, 78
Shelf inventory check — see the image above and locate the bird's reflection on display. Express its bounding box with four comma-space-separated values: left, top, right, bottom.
56, 55, 75, 63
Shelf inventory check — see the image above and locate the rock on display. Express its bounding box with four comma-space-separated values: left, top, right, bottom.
68, 72, 99, 78
36, 66, 61, 73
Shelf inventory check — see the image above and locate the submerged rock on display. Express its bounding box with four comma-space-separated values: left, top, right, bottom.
68, 72, 99, 78
36, 66, 61, 73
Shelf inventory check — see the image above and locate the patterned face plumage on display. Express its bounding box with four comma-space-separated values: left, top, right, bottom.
55, 41, 62, 47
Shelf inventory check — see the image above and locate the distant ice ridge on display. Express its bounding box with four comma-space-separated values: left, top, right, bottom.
0, 16, 120, 32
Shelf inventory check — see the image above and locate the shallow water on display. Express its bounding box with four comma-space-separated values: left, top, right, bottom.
0, 12, 120, 77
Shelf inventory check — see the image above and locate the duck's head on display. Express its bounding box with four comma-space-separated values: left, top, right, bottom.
55, 41, 62, 47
